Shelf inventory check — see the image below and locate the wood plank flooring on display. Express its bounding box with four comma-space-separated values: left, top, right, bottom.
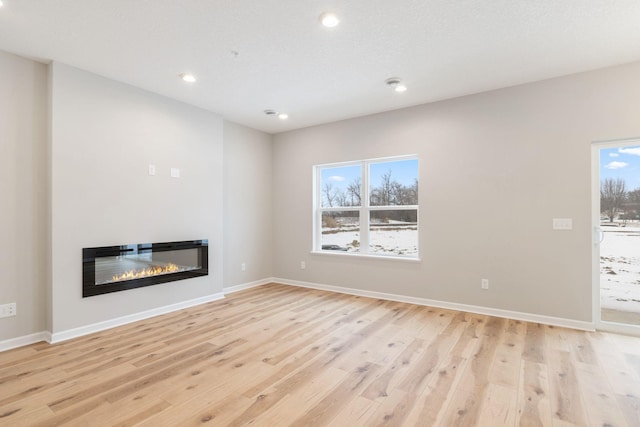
1, 283, 639, 426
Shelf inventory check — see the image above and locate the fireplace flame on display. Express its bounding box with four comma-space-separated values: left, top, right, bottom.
111, 263, 181, 282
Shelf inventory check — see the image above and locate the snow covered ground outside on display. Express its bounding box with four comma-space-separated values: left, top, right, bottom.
321, 226, 418, 256
322, 221, 640, 317
600, 223, 640, 315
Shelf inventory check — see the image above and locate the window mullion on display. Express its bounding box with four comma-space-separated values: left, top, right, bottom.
368, 205, 418, 211
314, 166, 321, 251
360, 161, 370, 254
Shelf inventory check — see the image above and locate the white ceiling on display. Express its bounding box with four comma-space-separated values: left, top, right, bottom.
1, 1, 640, 134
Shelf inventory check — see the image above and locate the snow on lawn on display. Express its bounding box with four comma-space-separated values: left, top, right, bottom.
323, 222, 640, 316
600, 223, 640, 314
322, 227, 418, 256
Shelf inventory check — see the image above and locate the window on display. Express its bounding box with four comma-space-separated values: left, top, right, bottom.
314, 156, 418, 258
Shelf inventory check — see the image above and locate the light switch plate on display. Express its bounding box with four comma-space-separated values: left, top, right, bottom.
148, 164, 156, 176
553, 218, 573, 230
170, 168, 180, 178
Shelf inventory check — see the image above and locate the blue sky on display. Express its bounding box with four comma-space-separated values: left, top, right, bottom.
600, 146, 640, 191
322, 159, 418, 193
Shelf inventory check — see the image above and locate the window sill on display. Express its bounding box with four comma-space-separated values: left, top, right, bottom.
310, 251, 421, 263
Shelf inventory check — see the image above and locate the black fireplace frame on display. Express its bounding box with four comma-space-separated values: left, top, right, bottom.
82, 240, 208, 298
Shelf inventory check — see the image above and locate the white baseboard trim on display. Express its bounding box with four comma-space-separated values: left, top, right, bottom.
2, 276, 598, 353
273, 277, 595, 332
597, 321, 640, 337
224, 278, 276, 295
50, 292, 225, 344
0, 331, 51, 352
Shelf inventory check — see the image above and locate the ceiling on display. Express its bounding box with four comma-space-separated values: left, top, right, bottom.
1, 1, 640, 134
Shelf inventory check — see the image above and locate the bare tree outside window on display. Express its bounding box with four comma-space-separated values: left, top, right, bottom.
316, 157, 418, 257
601, 178, 626, 222
322, 183, 337, 207
347, 177, 361, 206
623, 188, 640, 220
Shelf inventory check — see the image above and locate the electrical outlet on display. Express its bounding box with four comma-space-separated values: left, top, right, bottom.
0, 303, 16, 318
300, 261, 306, 270
481, 279, 489, 290
241, 263, 246, 272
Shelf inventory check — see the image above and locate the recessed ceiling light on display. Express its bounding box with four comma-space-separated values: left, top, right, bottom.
179, 73, 196, 83
385, 77, 407, 93
264, 110, 289, 120
320, 12, 339, 28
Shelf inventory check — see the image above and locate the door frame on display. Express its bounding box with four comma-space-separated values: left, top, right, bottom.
592, 137, 640, 335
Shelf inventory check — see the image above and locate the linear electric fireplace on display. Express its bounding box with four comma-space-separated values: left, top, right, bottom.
82, 240, 208, 297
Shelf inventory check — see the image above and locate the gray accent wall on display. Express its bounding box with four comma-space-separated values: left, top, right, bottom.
223, 121, 273, 288
0, 50, 48, 341
49, 63, 224, 333
272, 61, 640, 322
1, 55, 276, 343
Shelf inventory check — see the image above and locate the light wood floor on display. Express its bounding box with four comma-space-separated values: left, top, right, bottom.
1, 283, 639, 426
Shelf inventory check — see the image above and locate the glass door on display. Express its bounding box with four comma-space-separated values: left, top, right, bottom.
593, 140, 640, 333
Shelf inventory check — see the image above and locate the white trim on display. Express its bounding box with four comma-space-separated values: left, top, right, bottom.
1, 280, 276, 352
50, 292, 225, 343
592, 136, 640, 146
598, 321, 640, 337
273, 278, 595, 331
592, 137, 640, 334
0, 332, 50, 352
224, 278, 274, 294
314, 154, 419, 169
310, 250, 420, 262
3, 273, 604, 353
314, 155, 419, 257
591, 143, 602, 327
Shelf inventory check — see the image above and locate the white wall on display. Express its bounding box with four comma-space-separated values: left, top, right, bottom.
272, 61, 640, 323
4, 49, 640, 344
50, 63, 224, 333
223, 121, 273, 288
0, 51, 48, 341
1, 55, 275, 346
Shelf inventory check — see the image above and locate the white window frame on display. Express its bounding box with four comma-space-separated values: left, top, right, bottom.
312, 155, 419, 260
